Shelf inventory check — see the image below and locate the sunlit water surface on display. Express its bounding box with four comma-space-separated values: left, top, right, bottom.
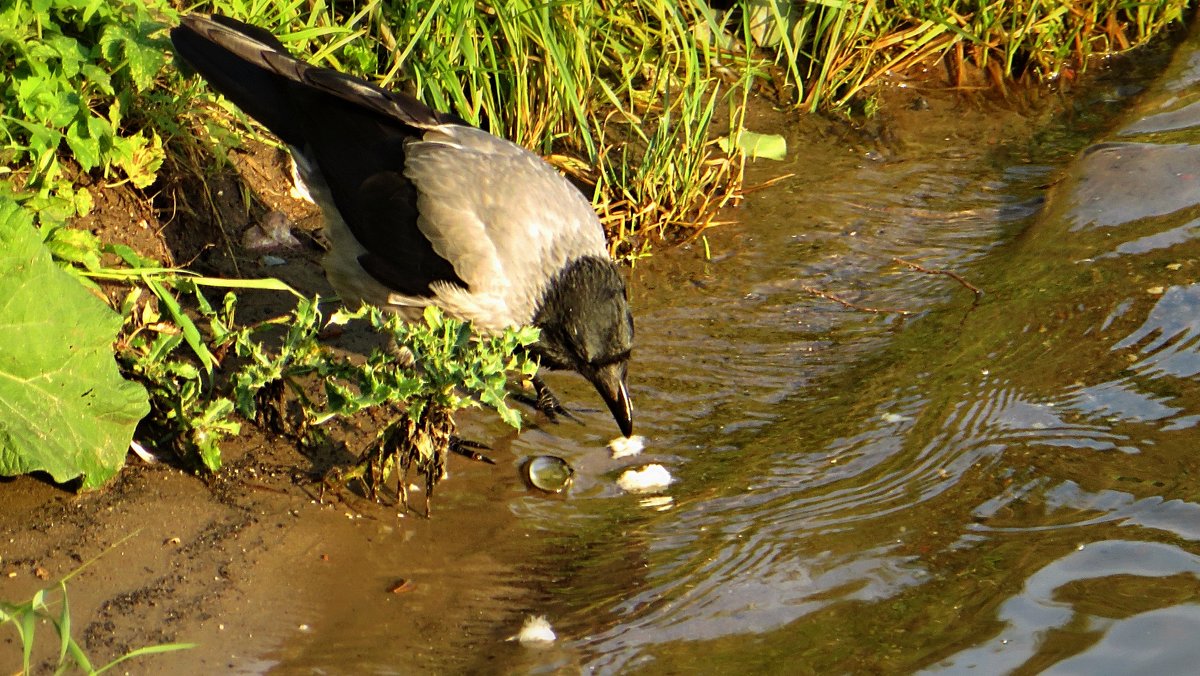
261, 26, 1200, 676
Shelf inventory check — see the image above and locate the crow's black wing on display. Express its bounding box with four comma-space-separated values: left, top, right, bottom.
171, 14, 466, 296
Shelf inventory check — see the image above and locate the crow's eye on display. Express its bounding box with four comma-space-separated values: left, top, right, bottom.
590, 350, 631, 370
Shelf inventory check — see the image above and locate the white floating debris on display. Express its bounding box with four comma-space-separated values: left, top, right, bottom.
508, 615, 556, 645
609, 434, 646, 459
880, 413, 911, 424
638, 495, 674, 511
618, 464, 672, 494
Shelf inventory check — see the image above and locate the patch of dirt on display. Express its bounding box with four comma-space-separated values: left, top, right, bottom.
0, 430, 543, 672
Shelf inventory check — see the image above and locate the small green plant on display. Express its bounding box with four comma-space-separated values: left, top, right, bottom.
218, 299, 540, 512
318, 306, 540, 514
116, 289, 242, 473
1, 582, 194, 674
115, 273, 538, 491
88, 245, 293, 473
366, 306, 540, 430
0, 0, 176, 222
1, 540, 194, 676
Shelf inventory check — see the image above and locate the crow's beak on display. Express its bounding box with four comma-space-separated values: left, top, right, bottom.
591, 362, 633, 437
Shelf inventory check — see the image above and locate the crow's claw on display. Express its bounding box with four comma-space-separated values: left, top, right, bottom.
511, 377, 581, 425
449, 437, 495, 464
527, 377, 583, 425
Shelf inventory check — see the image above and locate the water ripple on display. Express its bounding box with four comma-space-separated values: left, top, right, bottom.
508, 44, 1200, 675
1114, 283, 1200, 379
926, 541, 1200, 674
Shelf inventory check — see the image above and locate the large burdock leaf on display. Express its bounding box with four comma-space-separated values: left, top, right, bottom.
0, 199, 149, 489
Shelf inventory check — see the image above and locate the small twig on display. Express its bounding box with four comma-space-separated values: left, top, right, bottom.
893, 257, 984, 299
245, 481, 289, 495
740, 172, 796, 196
801, 285, 913, 315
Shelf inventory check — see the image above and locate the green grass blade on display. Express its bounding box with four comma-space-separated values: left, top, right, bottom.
144, 275, 215, 374
20, 591, 39, 673
94, 642, 198, 674
57, 582, 71, 666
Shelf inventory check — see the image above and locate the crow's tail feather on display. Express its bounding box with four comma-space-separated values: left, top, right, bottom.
171, 14, 315, 146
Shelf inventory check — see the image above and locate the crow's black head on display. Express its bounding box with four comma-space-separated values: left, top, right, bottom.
532, 256, 634, 436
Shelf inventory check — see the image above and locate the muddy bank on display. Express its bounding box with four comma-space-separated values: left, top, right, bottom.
0, 424, 560, 672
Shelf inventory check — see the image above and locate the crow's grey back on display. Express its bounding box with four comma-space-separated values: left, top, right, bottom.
404, 125, 608, 327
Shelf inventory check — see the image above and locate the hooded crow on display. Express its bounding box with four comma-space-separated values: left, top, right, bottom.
171, 14, 634, 436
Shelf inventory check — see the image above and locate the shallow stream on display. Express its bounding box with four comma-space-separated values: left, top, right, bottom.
126, 22, 1200, 676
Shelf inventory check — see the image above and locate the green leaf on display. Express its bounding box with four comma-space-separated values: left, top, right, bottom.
109, 131, 163, 188
0, 198, 149, 489
73, 186, 94, 217
65, 118, 101, 171
15, 75, 81, 129
80, 62, 114, 96
719, 130, 788, 161
94, 642, 197, 674
20, 593, 36, 669
192, 398, 237, 472
98, 21, 167, 92
43, 225, 103, 270
46, 34, 86, 78
57, 581, 71, 665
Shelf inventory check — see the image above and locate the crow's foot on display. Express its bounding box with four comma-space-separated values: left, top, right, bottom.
449, 437, 494, 464
513, 377, 583, 425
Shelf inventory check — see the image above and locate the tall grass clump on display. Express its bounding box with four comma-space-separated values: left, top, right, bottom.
736, 0, 1190, 111
377, 0, 759, 250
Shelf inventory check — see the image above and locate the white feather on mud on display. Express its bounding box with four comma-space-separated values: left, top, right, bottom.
507, 615, 556, 645
242, 211, 301, 252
